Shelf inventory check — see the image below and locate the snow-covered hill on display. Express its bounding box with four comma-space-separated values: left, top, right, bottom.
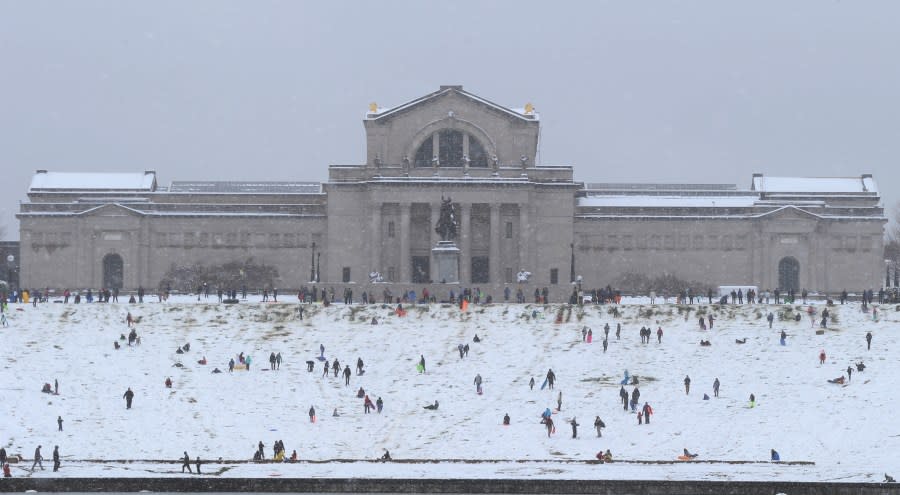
1, 296, 896, 481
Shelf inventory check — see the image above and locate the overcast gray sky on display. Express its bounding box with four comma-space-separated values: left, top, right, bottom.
2, 1, 898, 240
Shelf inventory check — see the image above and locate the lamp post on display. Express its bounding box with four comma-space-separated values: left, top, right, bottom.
570, 243, 575, 284
316, 252, 321, 283
310, 242, 316, 283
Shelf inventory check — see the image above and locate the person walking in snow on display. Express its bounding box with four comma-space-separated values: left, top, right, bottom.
332, 358, 340, 377
767, 312, 774, 328
657, 327, 663, 344
570, 417, 579, 438
684, 375, 691, 394
866, 331, 873, 350
474, 373, 483, 394
819, 349, 827, 365
616, 322, 621, 340
419, 355, 426, 373
343, 365, 352, 386
32, 445, 43, 471
708, 315, 714, 329
269, 352, 276, 370
847, 365, 853, 381
582, 327, 587, 342
182, 451, 192, 473
641, 402, 653, 424
604, 323, 610, 339
275, 352, 282, 370
529, 377, 535, 390
52, 446, 60, 472
620, 386, 629, 410
602, 338, 608, 353
557, 390, 562, 411
545, 417, 555, 437
713, 378, 720, 398
356, 357, 364, 374
594, 416, 605, 437
322, 361, 329, 377
123, 387, 135, 409
546, 369, 556, 389
309, 406, 316, 423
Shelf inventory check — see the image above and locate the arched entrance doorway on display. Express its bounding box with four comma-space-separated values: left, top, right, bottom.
778, 256, 800, 291
103, 254, 124, 289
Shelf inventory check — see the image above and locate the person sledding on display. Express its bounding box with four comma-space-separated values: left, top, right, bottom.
423, 400, 439, 410
827, 375, 846, 384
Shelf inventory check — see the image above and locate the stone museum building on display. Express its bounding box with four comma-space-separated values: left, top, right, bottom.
16, 86, 887, 299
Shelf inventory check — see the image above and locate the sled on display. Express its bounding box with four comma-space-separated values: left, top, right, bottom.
416, 364, 425, 373
233, 363, 247, 371
677, 455, 697, 461
541, 378, 549, 390
477, 389, 483, 395
357, 370, 366, 376
317, 356, 327, 361
587, 335, 593, 343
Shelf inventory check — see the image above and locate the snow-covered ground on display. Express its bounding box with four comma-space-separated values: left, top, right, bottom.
1, 295, 896, 481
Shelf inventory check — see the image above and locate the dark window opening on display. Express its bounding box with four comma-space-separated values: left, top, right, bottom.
471, 256, 490, 283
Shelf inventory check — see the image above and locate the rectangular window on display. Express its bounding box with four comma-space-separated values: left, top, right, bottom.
505, 267, 513, 283
388, 267, 396, 282
550, 268, 559, 285
342, 267, 351, 283
388, 221, 395, 238
505, 221, 513, 239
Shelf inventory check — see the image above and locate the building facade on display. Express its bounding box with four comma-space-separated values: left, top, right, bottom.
17, 86, 887, 299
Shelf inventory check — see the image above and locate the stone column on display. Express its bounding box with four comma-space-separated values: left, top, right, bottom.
399, 203, 411, 283
460, 203, 471, 283
490, 203, 502, 284
519, 204, 530, 274
430, 203, 440, 278
370, 204, 382, 276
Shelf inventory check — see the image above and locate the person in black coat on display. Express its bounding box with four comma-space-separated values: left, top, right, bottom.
52, 446, 60, 472
123, 387, 135, 409
182, 451, 192, 473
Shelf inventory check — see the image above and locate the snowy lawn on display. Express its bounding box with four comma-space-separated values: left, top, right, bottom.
1, 295, 896, 481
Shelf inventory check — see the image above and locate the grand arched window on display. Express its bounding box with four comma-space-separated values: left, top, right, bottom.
414, 130, 489, 168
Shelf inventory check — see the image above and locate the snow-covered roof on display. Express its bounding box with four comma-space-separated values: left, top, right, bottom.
29, 171, 157, 191
752, 175, 877, 194
168, 181, 321, 194
578, 195, 759, 208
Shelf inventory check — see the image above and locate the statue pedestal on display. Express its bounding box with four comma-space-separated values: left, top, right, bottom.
432, 241, 460, 284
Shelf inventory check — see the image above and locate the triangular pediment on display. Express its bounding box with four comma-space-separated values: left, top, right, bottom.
369, 86, 534, 124
78, 203, 145, 218
756, 205, 822, 221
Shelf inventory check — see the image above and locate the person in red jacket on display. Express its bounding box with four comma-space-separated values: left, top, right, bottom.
642, 402, 653, 424
819, 349, 827, 365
